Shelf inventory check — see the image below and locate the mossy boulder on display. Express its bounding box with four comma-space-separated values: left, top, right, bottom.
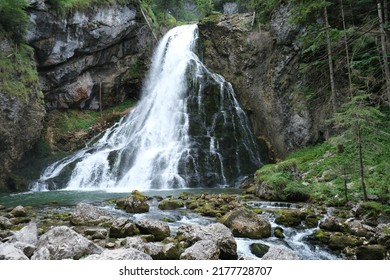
10, 206, 27, 218
249, 243, 270, 258
219, 208, 271, 239
328, 233, 360, 251
355, 245, 386, 260
116, 190, 149, 213
109, 217, 139, 238
136, 219, 170, 241
319, 217, 345, 232
158, 199, 184, 210
275, 210, 303, 227
194, 203, 223, 217
274, 227, 285, 239
312, 229, 331, 244
305, 215, 320, 228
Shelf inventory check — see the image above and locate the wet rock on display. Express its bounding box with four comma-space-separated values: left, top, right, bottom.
275, 210, 302, 227
0, 216, 13, 230
319, 217, 345, 232
274, 227, 285, 239
0, 243, 29, 260
116, 191, 150, 213
70, 203, 113, 226
10, 206, 27, 217
180, 240, 220, 260
249, 243, 270, 258
0, 205, 6, 210
305, 215, 320, 228
135, 219, 170, 241
158, 199, 184, 210
84, 248, 152, 260
35, 226, 103, 259
176, 223, 237, 259
261, 246, 300, 260
356, 245, 386, 260
109, 217, 139, 238
220, 208, 271, 239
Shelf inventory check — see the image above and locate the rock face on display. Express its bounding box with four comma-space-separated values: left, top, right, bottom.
26, 2, 155, 111
199, 8, 328, 159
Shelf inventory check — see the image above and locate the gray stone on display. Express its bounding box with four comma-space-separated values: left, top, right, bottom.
31, 247, 51, 260
261, 246, 300, 260
0, 216, 13, 230
84, 248, 152, 260
345, 220, 375, 238
135, 219, 170, 241
11, 222, 38, 245
13, 241, 36, 258
109, 217, 139, 238
10, 206, 27, 217
35, 226, 103, 259
319, 217, 345, 232
70, 203, 113, 226
180, 240, 220, 260
356, 245, 386, 260
0, 243, 29, 260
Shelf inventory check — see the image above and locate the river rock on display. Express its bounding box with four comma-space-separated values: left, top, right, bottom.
328, 233, 359, 251
319, 217, 345, 232
275, 210, 303, 227
135, 219, 170, 241
261, 246, 300, 260
10, 206, 27, 217
70, 203, 113, 226
84, 248, 152, 260
0, 243, 29, 260
176, 223, 237, 259
180, 240, 220, 260
356, 245, 386, 260
84, 227, 109, 240
345, 219, 375, 238
31, 247, 51, 260
376, 223, 390, 248
13, 242, 36, 258
249, 243, 270, 258
0, 216, 13, 230
10, 222, 38, 245
122, 236, 147, 251
109, 217, 139, 238
116, 191, 150, 213
220, 208, 271, 239
144, 242, 183, 260
158, 199, 184, 210
274, 227, 285, 239
35, 226, 103, 259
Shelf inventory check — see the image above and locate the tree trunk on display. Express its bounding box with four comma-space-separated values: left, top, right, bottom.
377, 0, 390, 108
357, 124, 368, 201
340, 0, 353, 97
324, 6, 337, 113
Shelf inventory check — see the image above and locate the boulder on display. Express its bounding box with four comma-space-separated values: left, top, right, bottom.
345, 219, 374, 238
35, 226, 103, 259
275, 210, 303, 227
135, 219, 170, 241
84, 248, 152, 260
249, 243, 270, 258
13, 242, 36, 258
10, 206, 27, 217
0, 243, 29, 260
0, 216, 13, 230
274, 227, 285, 239
144, 242, 183, 260
220, 208, 271, 239
122, 236, 147, 251
84, 227, 109, 240
328, 233, 359, 251
116, 191, 150, 213
376, 223, 390, 248
176, 223, 237, 259
158, 199, 184, 210
109, 217, 139, 238
31, 247, 51, 260
319, 217, 345, 232
356, 245, 386, 260
11, 222, 38, 245
70, 203, 113, 226
261, 246, 300, 260
180, 240, 220, 260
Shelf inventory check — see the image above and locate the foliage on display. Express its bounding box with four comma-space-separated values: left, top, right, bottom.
196, 0, 214, 17
46, 0, 134, 14
0, 0, 29, 43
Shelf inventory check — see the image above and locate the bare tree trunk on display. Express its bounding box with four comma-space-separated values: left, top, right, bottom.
357, 125, 368, 201
340, 0, 353, 97
324, 6, 337, 113
377, 0, 390, 108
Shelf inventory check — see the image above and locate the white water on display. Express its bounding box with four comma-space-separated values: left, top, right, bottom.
31, 24, 261, 192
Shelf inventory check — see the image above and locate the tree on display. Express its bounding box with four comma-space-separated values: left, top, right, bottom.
196, 0, 214, 17
332, 93, 385, 201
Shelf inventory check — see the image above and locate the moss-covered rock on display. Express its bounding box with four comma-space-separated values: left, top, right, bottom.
328, 233, 359, 251
249, 243, 270, 258
274, 227, 285, 239
305, 215, 320, 228
116, 191, 149, 213
109, 217, 139, 238
158, 199, 184, 210
219, 208, 271, 239
275, 210, 303, 227
194, 203, 223, 217
355, 245, 386, 260
136, 219, 170, 242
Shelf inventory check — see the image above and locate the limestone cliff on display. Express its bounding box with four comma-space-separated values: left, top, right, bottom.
198, 8, 329, 159
27, 0, 155, 110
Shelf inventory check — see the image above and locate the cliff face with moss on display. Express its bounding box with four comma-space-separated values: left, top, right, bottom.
198, 9, 330, 160
0, 1, 155, 191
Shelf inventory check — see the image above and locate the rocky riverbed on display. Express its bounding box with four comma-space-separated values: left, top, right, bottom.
0, 191, 389, 260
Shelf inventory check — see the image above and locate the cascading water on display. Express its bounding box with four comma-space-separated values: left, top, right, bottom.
31, 24, 262, 192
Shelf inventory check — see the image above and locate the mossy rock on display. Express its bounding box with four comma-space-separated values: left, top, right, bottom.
249, 243, 270, 258
274, 227, 285, 239
158, 199, 184, 210
356, 245, 386, 260
328, 233, 359, 251
305, 215, 320, 228
275, 210, 303, 227
116, 190, 149, 213
194, 203, 222, 217
185, 200, 198, 210
312, 229, 331, 244
161, 217, 175, 223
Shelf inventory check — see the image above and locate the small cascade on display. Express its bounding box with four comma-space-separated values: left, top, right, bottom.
31, 24, 262, 192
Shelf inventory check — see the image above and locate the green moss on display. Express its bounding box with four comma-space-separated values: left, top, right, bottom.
158, 199, 184, 210
274, 210, 303, 227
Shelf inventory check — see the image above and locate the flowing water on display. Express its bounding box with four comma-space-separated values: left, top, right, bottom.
30, 24, 262, 192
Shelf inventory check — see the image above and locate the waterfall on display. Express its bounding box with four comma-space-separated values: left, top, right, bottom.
31, 24, 262, 192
